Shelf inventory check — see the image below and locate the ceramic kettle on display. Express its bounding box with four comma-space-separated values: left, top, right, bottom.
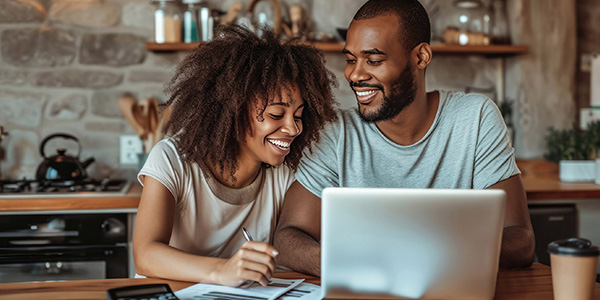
35, 133, 95, 181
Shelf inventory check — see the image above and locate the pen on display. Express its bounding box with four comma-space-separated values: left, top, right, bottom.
242, 227, 253, 242
239, 227, 257, 288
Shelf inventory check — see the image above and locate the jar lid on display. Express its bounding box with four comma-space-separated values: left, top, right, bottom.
548, 238, 600, 257
453, 0, 483, 8
182, 0, 202, 3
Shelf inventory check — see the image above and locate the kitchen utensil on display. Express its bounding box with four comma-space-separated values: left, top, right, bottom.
118, 94, 147, 140
154, 105, 171, 146
118, 94, 168, 154
221, 1, 243, 24
139, 98, 161, 152
138, 98, 154, 153
35, 133, 95, 181
147, 98, 161, 146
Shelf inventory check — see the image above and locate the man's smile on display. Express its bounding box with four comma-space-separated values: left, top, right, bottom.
353, 88, 381, 104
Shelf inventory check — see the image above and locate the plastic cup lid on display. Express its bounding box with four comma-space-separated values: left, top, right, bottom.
548, 238, 600, 257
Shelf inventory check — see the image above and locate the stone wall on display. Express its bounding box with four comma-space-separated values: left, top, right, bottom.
0, 0, 185, 180
0, 0, 578, 180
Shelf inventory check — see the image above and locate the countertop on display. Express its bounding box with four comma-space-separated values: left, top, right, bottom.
0, 183, 142, 212
1, 160, 599, 212
0, 263, 598, 300
518, 160, 600, 200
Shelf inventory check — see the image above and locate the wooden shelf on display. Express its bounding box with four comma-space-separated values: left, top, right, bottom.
430, 44, 529, 55
146, 42, 528, 55
146, 42, 198, 51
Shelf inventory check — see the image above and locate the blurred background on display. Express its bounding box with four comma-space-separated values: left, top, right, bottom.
0, 0, 596, 181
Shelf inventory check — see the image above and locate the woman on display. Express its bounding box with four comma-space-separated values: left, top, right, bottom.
133, 25, 338, 287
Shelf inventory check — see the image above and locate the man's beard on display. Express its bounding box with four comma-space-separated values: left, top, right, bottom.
352, 65, 417, 123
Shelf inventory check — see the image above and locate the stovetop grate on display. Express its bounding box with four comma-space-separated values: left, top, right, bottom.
0, 178, 128, 195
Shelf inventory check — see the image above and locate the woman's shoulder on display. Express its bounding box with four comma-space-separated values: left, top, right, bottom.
150, 138, 178, 154
142, 138, 191, 177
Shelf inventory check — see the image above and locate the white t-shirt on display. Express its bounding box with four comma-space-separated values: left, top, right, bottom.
138, 139, 295, 259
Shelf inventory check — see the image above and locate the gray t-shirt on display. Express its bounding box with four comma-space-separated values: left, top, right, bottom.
296, 90, 520, 197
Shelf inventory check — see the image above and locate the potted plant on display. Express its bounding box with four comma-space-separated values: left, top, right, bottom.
585, 120, 600, 184
544, 126, 595, 182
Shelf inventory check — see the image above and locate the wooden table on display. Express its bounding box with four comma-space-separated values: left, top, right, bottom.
1, 263, 599, 300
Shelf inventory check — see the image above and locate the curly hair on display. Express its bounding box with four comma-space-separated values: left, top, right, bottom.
163, 24, 338, 182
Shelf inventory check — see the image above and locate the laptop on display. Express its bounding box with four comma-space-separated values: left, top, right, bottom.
321, 188, 506, 300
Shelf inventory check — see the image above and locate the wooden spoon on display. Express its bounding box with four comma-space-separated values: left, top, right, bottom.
147, 98, 160, 147
221, 1, 243, 25
118, 94, 147, 140
155, 105, 172, 146
137, 98, 153, 153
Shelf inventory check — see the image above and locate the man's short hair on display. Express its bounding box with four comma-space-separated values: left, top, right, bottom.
353, 0, 431, 51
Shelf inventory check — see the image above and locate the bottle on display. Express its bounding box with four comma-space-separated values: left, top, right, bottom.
152, 0, 182, 44
182, 0, 200, 43
197, 1, 213, 42
490, 0, 511, 44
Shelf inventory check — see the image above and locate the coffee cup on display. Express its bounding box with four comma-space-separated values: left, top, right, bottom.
548, 238, 599, 300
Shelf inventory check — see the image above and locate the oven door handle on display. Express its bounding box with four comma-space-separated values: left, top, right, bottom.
0, 231, 79, 238
8, 239, 52, 246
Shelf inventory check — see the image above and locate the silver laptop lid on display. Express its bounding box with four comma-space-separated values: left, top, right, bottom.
321, 188, 506, 300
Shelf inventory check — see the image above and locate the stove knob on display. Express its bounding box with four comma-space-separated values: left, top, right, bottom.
101, 218, 125, 237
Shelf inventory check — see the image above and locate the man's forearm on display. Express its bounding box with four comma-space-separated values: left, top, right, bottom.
499, 226, 535, 268
274, 227, 321, 277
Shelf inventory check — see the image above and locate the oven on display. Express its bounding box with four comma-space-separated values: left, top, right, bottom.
0, 213, 128, 283
0, 178, 131, 283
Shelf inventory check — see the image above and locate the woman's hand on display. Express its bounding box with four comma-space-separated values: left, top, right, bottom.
209, 241, 279, 287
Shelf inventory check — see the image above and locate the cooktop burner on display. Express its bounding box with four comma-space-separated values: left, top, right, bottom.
0, 178, 130, 198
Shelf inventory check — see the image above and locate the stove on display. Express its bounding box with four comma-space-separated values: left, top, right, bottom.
0, 178, 130, 199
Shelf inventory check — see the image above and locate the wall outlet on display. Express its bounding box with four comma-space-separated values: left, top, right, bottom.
120, 135, 143, 165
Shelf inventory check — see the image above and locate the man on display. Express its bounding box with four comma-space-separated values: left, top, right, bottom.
273, 0, 535, 277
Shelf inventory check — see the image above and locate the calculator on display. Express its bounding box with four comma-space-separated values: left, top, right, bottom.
107, 284, 179, 300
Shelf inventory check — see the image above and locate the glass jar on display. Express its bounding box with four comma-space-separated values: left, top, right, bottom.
490, 0, 510, 44
441, 0, 491, 46
152, 0, 182, 44
197, 1, 213, 42
182, 0, 200, 43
